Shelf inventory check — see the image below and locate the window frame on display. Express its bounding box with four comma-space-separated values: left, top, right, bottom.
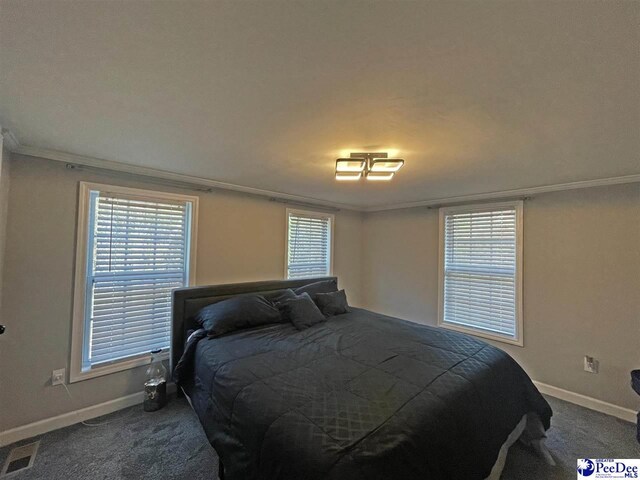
437, 200, 524, 346
284, 208, 335, 280
70, 182, 199, 383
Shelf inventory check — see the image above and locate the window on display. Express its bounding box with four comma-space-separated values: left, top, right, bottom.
71, 183, 198, 381
438, 201, 523, 346
285, 208, 334, 279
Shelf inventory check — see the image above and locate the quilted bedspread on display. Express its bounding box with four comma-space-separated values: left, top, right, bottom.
176, 308, 552, 480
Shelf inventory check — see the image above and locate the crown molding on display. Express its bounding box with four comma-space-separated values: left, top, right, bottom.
12, 144, 362, 211
8, 142, 639, 213
363, 173, 640, 212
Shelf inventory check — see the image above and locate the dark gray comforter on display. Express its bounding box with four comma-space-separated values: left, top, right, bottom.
175, 308, 552, 480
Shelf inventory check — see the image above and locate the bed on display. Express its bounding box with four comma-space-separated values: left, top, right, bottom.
171, 277, 553, 480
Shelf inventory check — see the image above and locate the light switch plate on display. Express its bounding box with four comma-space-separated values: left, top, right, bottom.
51, 368, 65, 386
583, 356, 599, 374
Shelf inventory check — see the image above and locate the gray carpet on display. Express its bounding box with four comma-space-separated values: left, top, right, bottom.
1, 395, 637, 479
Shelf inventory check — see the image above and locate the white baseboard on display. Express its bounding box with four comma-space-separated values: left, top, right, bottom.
1, 381, 635, 448
0, 384, 177, 448
534, 380, 637, 424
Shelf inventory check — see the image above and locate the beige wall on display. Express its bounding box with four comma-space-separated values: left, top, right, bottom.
0, 155, 363, 431
363, 184, 640, 411
1, 153, 638, 433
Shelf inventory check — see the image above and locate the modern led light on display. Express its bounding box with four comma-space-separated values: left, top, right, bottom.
335, 158, 366, 172
370, 159, 404, 172
334, 152, 405, 181
335, 171, 362, 181
366, 171, 395, 181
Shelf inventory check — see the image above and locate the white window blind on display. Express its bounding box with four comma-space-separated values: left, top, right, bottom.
82, 189, 193, 369
439, 202, 522, 344
286, 209, 333, 279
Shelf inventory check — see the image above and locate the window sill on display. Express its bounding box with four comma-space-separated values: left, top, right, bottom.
69, 351, 169, 383
438, 322, 523, 347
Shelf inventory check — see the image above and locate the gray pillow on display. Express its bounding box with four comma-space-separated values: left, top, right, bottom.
294, 279, 337, 302
268, 288, 297, 305
315, 289, 350, 317
195, 294, 282, 337
279, 292, 326, 330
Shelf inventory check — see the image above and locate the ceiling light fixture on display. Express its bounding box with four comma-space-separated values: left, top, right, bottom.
335, 152, 404, 182
370, 159, 404, 172
366, 171, 395, 181
335, 171, 362, 181
335, 159, 366, 172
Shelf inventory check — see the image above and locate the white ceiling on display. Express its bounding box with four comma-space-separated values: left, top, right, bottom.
1, 0, 638, 209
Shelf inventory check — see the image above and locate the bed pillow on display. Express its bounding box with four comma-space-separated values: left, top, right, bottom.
268, 288, 297, 306
172, 328, 208, 385
195, 294, 282, 337
293, 279, 338, 302
315, 289, 350, 317
279, 292, 326, 330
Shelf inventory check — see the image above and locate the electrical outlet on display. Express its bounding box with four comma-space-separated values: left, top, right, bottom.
51, 368, 65, 386
584, 356, 599, 374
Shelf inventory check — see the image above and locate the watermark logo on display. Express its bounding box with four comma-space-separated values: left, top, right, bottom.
577, 459, 595, 477
577, 459, 640, 479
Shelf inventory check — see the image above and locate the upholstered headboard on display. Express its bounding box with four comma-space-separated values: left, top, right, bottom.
170, 277, 337, 371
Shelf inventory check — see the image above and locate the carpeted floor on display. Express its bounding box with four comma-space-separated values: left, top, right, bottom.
1, 395, 637, 479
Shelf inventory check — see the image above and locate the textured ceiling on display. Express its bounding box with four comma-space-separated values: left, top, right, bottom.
1, 0, 638, 208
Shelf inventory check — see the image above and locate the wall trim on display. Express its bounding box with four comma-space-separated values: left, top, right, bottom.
1, 380, 633, 448
364, 174, 640, 212
5, 137, 640, 213
533, 381, 637, 424
0, 385, 176, 448
12, 144, 360, 211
